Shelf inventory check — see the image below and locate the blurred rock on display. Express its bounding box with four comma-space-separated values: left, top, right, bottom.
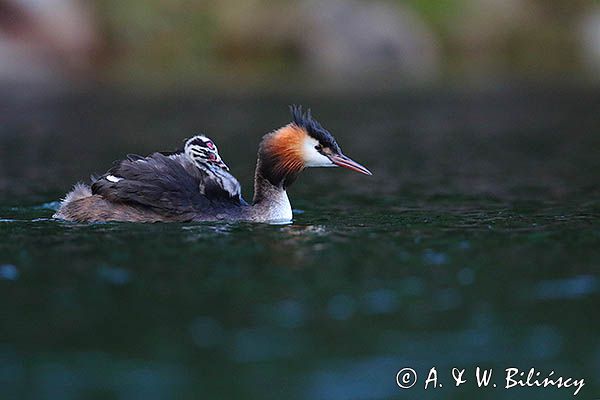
447, 0, 592, 78
215, 0, 440, 85
448, 0, 542, 75
452, 0, 537, 48
0, 0, 100, 85
298, 0, 440, 83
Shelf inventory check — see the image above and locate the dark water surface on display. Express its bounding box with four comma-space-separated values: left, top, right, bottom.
1, 88, 599, 399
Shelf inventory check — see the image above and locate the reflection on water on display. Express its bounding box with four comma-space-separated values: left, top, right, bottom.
0, 264, 19, 280
0, 89, 599, 399
532, 275, 598, 300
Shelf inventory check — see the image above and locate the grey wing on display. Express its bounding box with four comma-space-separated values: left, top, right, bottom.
199, 167, 247, 205
91, 153, 245, 215
179, 135, 246, 204
126, 153, 146, 162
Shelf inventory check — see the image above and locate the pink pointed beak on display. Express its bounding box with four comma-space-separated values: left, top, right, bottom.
329, 153, 372, 176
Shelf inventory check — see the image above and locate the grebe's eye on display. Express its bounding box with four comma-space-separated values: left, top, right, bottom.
315, 144, 322, 151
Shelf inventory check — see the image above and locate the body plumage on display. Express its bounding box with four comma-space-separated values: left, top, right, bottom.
54, 106, 371, 223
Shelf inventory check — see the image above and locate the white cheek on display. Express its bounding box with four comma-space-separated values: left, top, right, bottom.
302, 137, 334, 167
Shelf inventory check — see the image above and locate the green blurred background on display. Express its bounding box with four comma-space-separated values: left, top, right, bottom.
2, 0, 599, 90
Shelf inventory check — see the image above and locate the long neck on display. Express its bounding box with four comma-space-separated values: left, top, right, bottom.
249, 156, 293, 222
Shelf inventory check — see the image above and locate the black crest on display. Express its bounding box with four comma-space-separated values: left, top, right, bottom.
290, 105, 341, 153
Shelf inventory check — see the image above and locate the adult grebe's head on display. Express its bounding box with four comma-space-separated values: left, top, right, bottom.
184, 135, 229, 171
258, 105, 372, 187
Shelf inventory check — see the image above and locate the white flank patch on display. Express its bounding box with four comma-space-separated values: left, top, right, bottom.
106, 175, 123, 183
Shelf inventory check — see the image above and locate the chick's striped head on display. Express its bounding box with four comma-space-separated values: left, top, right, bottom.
184, 135, 229, 171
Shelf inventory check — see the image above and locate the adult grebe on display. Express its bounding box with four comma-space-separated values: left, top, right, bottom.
53, 106, 372, 223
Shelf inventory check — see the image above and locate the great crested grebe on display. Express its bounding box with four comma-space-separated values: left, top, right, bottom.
53, 106, 372, 223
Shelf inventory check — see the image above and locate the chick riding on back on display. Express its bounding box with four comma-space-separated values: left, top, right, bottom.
54, 106, 371, 223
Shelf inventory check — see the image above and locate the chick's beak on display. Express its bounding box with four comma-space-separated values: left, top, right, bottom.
328, 153, 372, 176
209, 154, 230, 171
217, 159, 230, 171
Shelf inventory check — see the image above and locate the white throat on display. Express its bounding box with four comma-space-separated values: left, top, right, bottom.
265, 189, 292, 222
252, 187, 292, 223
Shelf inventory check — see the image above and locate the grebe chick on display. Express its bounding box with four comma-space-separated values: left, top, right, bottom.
181, 135, 229, 171
54, 106, 371, 223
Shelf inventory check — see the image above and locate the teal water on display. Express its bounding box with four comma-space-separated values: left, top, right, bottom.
0, 89, 599, 399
